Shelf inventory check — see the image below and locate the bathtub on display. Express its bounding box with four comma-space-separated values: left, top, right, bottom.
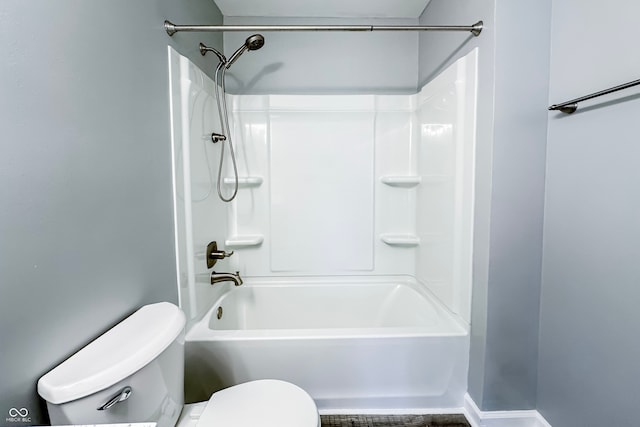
183, 276, 469, 412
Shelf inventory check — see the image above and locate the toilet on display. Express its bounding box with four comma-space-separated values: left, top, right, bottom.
37, 302, 319, 427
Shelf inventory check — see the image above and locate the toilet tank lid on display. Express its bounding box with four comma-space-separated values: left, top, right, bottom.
37, 302, 186, 404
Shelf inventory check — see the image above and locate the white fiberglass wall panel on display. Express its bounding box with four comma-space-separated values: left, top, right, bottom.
416, 49, 477, 324
270, 106, 375, 272
226, 110, 270, 246
169, 47, 231, 321
224, 96, 272, 275
374, 96, 417, 274
228, 95, 418, 277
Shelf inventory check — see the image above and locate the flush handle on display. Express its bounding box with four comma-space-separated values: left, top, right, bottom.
97, 386, 132, 411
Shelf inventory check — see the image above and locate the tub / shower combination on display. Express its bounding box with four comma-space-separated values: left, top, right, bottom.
169, 46, 478, 412
184, 276, 469, 412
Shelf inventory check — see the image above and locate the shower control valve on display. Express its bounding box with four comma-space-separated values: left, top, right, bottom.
206, 241, 234, 268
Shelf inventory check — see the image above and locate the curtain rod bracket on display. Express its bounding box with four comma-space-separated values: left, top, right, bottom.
165, 20, 177, 36
471, 20, 483, 37
548, 103, 577, 114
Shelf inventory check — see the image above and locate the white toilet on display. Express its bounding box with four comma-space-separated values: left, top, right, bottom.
37, 302, 319, 427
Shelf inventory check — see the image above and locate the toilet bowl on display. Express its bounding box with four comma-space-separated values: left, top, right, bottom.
37, 302, 319, 427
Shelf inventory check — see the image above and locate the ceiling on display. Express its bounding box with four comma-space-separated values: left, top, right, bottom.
213, 0, 432, 19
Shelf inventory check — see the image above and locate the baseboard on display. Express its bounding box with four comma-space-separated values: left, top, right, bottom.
463, 394, 552, 427
318, 407, 463, 415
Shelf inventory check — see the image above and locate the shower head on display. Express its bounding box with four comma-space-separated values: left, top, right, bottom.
245, 34, 265, 51
226, 34, 265, 68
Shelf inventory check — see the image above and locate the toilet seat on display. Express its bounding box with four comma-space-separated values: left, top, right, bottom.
196, 379, 319, 427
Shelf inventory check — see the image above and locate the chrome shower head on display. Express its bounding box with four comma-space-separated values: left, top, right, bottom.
226, 34, 265, 68
245, 34, 265, 51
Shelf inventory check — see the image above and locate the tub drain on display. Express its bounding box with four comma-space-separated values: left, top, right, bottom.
217, 306, 223, 319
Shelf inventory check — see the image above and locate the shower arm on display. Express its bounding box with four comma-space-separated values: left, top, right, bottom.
165, 20, 484, 37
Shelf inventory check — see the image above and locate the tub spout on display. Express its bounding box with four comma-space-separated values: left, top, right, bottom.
211, 271, 243, 286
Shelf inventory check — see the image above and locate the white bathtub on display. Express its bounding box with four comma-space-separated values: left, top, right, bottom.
184, 276, 470, 412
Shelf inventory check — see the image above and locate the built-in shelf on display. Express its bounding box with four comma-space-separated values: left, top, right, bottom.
380, 234, 420, 247
380, 175, 421, 188
225, 235, 264, 248
223, 176, 264, 187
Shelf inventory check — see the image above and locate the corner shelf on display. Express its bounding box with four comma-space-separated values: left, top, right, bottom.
225, 235, 264, 248
380, 234, 420, 247
380, 175, 421, 188
223, 176, 264, 187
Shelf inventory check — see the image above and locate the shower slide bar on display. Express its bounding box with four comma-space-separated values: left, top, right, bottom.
548, 78, 640, 114
164, 20, 483, 37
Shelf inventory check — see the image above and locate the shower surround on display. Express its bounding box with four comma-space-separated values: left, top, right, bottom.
168, 46, 477, 411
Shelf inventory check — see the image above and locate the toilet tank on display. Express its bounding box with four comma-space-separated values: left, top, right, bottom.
38, 302, 186, 427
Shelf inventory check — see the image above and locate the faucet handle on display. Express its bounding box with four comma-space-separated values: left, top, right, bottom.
206, 241, 234, 268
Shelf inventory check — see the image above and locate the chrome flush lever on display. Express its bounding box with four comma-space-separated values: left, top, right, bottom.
97, 386, 132, 411
206, 241, 234, 268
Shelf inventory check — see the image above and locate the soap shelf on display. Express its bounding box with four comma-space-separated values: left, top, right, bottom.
225, 235, 264, 248
380, 234, 420, 247
223, 176, 264, 187
380, 175, 421, 188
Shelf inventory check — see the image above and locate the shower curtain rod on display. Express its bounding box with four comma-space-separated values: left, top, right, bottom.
164, 20, 483, 37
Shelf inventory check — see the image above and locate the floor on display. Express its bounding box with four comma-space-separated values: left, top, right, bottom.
320, 414, 471, 427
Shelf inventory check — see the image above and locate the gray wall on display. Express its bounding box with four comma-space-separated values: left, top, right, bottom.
481, 0, 550, 409
0, 1, 222, 425
418, 0, 497, 409
420, 0, 551, 410
222, 16, 419, 94
537, 0, 640, 425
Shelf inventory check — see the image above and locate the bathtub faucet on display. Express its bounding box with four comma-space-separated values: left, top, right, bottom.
211, 271, 243, 286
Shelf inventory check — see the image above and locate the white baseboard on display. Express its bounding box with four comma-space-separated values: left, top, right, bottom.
463, 394, 552, 427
